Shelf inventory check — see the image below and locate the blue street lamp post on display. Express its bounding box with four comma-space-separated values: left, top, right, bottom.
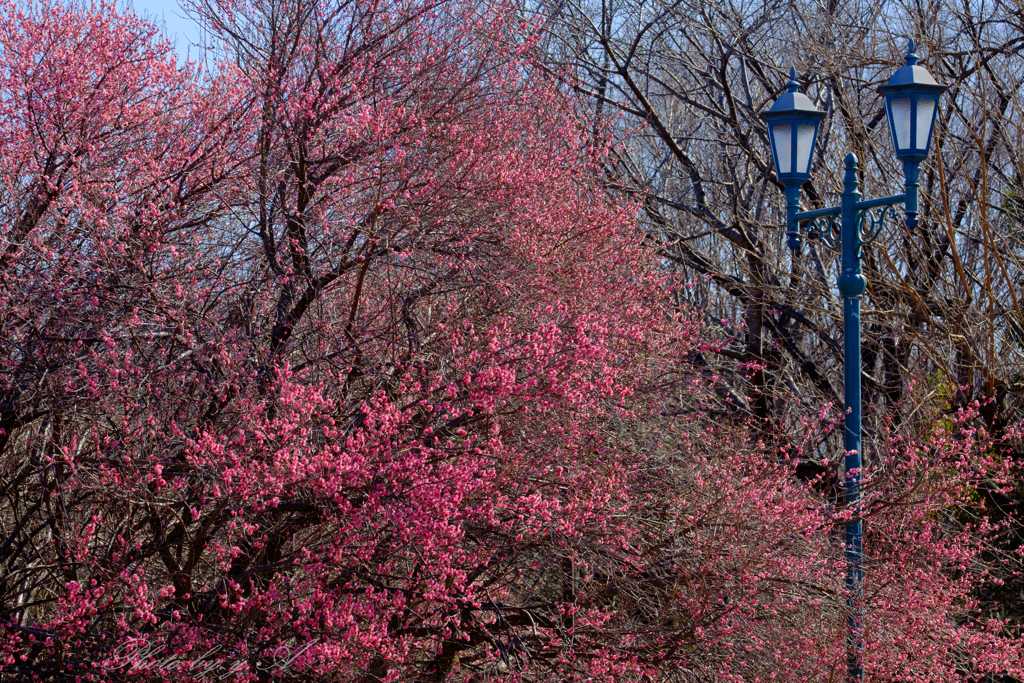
763, 42, 945, 683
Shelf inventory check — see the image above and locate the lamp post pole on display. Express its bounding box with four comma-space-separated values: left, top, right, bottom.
838, 153, 866, 682
790, 151, 907, 682
762, 41, 946, 683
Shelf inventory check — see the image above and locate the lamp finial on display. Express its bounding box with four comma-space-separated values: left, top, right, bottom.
906, 39, 919, 66
787, 67, 800, 92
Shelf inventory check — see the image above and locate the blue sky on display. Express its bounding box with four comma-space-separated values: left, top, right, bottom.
125, 0, 204, 60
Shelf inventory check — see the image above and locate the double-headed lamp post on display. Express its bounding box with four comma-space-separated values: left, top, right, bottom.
762, 42, 946, 683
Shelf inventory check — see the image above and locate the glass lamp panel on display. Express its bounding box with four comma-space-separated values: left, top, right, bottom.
889, 97, 912, 150
915, 97, 937, 151
796, 124, 817, 175
771, 123, 792, 175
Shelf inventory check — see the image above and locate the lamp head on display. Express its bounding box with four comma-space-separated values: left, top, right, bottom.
878, 40, 947, 165
761, 67, 826, 188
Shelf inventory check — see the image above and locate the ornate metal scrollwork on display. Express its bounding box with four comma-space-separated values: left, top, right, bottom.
858, 203, 899, 246
806, 213, 841, 249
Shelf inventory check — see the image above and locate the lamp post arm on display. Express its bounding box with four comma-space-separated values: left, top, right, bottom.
790, 192, 911, 253
794, 204, 841, 223
793, 195, 907, 233
856, 193, 906, 212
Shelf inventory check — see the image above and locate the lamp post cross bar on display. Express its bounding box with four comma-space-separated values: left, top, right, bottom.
855, 193, 907, 212
795, 195, 908, 225
794, 204, 840, 222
